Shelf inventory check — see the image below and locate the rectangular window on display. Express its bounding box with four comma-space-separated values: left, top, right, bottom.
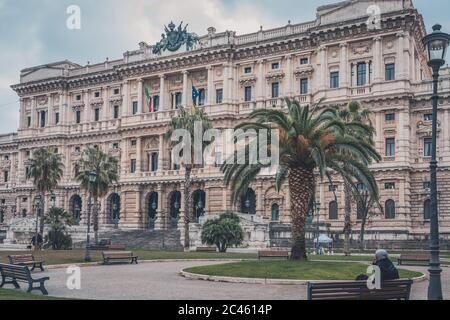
385, 138, 395, 157
4, 171, 8, 183
40, 111, 46, 128
112, 143, 119, 150
131, 140, 137, 147
175, 92, 182, 108
150, 152, 159, 172
94, 108, 100, 122
27, 117, 31, 128
76, 95, 81, 101
132, 101, 138, 115
55, 112, 60, 125
244, 67, 252, 74
271, 62, 280, 70
300, 78, 308, 95
357, 63, 367, 86
424, 181, 431, 190
244, 86, 252, 102
271, 82, 279, 98
424, 138, 433, 157
328, 185, 338, 192
75, 110, 81, 124
300, 58, 309, 65
153, 96, 159, 112
330, 71, 339, 88
113, 105, 119, 119
216, 89, 223, 104
114, 88, 120, 95
130, 159, 136, 173
198, 89, 206, 106
385, 113, 395, 121
94, 91, 100, 98
424, 113, 433, 121
385, 63, 395, 81
385, 182, 396, 190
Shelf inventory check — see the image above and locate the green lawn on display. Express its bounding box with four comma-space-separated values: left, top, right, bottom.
0, 250, 257, 266
0, 289, 65, 300
184, 260, 423, 281
310, 254, 450, 265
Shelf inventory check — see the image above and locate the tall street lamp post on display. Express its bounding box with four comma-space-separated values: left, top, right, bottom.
85, 171, 97, 262
33, 194, 42, 251
422, 23, 450, 301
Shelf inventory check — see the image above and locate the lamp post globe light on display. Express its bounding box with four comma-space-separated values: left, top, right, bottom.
85, 170, 97, 262
422, 23, 450, 301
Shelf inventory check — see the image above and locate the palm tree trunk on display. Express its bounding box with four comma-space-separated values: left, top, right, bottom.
343, 181, 352, 256
289, 167, 315, 261
93, 196, 99, 244
183, 165, 192, 250
360, 211, 367, 251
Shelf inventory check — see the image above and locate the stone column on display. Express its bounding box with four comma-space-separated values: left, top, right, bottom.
373, 36, 383, 83
136, 137, 142, 174
223, 63, 230, 104
396, 32, 404, 79
403, 32, 411, 80
47, 94, 53, 127
257, 60, 265, 108
317, 46, 327, 91
59, 93, 65, 126
207, 66, 214, 105
30, 97, 36, 128
155, 185, 164, 230
182, 71, 189, 108
158, 134, 165, 171
398, 109, 410, 163
137, 79, 143, 114
102, 86, 109, 121
365, 60, 371, 85
285, 55, 293, 97
375, 112, 383, 155
339, 43, 349, 87
159, 75, 165, 111
122, 80, 129, 117
121, 138, 129, 175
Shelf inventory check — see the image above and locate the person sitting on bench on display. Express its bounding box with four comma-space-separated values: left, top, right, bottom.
356, 249, 399, 281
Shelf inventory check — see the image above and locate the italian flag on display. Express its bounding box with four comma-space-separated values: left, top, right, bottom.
145, 81, 153, 113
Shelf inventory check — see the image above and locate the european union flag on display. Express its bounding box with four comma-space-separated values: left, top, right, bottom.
192, 86, 199, 106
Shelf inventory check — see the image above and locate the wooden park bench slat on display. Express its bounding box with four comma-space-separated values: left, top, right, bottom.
398, 254, 430, 265
102, 251, 138, 265
307, 279, 413, 300
0, 263, 49, 295
258, 250, 289, 260
8, 254, 45, 272
196, 247, 217, 253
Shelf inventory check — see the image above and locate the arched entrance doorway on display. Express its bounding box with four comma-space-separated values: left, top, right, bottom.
192, 190, 205, 223
169, 191, 181, 229
147, 192, 158, 229
241, 188, 256, 214
107, 193, 121, 228
69, 195, 82, 225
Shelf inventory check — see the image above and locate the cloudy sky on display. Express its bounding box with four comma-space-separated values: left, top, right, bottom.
0, 0, 449, 134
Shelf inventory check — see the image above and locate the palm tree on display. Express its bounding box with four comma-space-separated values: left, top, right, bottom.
222, 99, 381, 260
335, 101, 375, 256
27, 146, 64, 248
76, 146, 119, 244
165, 106, 212, 250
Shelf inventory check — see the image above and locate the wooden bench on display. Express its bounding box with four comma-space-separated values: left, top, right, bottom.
0, 263, 50, 295
105, 244, 126, 251
258, 250, 289, 260
196, 247, 217, 253
307, 279, 413, 300
8, 254, 45, 272
398, 254, 430, 266
102, 251, 138, 265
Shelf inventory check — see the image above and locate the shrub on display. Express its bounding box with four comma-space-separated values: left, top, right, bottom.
44, 207, 74, 250
201, 212, 244, 253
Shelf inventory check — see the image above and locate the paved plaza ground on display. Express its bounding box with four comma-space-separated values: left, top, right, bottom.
6, 261, 448, 300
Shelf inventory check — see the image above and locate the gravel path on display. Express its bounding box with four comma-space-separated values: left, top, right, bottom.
5, 261, 449, 300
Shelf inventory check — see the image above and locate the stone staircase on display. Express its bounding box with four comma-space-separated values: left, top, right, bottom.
95, 229, 183, 251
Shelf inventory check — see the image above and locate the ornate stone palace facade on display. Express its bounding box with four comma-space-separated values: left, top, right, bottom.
1, 0, 450, 248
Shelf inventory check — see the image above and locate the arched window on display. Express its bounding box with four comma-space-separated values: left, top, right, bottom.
147, 192, 158, 229
357, 201, 365, 220
107, 193, 121, 226
385, 200, 396, 219
271, 203, 280, 221
424, 199, 431, 221
329, 201, 338, 220
241, 188, 256, 214
69, 195, 82, 225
